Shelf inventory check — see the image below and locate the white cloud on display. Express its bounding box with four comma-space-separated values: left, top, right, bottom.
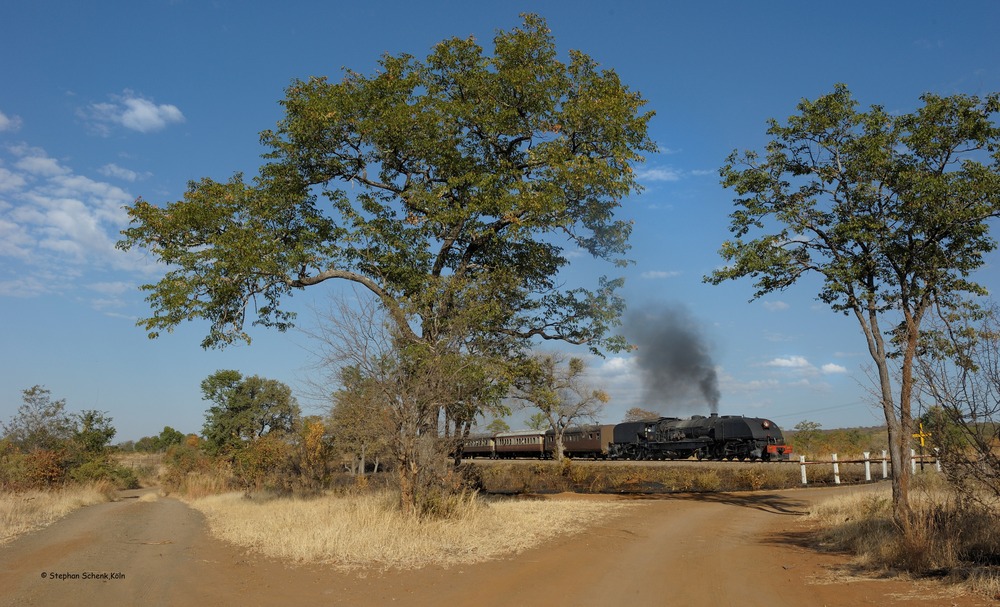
761, 356, 850, 380
0, 166, 27, 192
602, 357, 632, 372
87, 281, 131, 296
15, 154, 69, 177
0, 276, 50, 298
0, 110, 22, 132
641, 270, 680, 279
0, 143, 150, 298
766, 355, 811, 369
762, 300, 789, 312
99, 163, 149, 182
84, 92, 185, 134
637, 167, 682, 182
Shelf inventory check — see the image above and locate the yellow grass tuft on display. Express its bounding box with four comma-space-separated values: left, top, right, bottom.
189, 490, 633, 571
0, 485, 112, 545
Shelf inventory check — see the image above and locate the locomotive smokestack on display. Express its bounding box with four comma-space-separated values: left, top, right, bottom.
624, 303, 721, 415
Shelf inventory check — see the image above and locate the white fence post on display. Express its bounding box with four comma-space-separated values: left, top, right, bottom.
934, 448, 941, 473
864, 451, 871, 482
911, 448, 917, 474
800, 455, 807, 485
832, 453, 840, 485
882, 450, 888, 479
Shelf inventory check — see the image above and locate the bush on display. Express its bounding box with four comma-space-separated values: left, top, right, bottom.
231, 435, 294, 495
68, 459, 140, 490
26, 449, 70, 487
0, 440, 29, 490
811, 486, 1000, 597
161, 441, 220, 495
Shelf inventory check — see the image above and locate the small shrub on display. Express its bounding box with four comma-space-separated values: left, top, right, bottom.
734, 467, 767, 491
26, 449, 70, 487
69, 459, 140, 490
693, 469, 721, 492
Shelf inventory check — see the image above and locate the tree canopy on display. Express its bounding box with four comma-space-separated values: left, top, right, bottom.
708, 84, 1000, 528
200, 370, 301, 455
117, 14, 655, 358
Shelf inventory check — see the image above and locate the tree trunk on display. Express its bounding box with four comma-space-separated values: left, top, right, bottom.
554, 432, 565, 461
359, 444, 367, 480
857, 302, 913, 532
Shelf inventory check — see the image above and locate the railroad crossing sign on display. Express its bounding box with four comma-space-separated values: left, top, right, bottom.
912, 422, 932, 447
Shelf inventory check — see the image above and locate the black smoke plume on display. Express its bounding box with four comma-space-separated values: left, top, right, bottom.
623, 303, 720, 415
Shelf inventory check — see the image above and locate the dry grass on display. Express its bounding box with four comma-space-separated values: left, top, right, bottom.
0, 483, 114, 545
808, 480, 1000, 598
189, 490, 634, 571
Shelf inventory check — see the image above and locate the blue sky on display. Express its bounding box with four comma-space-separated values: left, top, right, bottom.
2, 1, 999, 441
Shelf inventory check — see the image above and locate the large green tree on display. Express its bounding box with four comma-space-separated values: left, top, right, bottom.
200, 370, 301, 455
118, 15, 654, 512
707, 84, 1000, 530
117, 13, 653, 355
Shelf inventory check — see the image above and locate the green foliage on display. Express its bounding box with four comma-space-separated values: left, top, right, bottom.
134, 426, 186, 453
72, 410, 116, 456
200, 370, 301, 455
2, 386, 75, 452
328, 365, 392, 475
525, 412, 549, 431
483, 418, 510, 434
69, 459, 140, 490
710, 85, 1000, 313
0, 438, 28, 490
117, 14, 654, 357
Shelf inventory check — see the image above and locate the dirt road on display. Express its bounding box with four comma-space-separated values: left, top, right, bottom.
0, 485, 989, 607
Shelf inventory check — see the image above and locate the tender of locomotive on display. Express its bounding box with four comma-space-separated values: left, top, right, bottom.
607, 413, 792, 461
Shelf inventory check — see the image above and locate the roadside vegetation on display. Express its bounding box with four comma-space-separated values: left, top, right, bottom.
809, 473, 1000, 598
785, 423, 889, 460
0, 482, 116, 546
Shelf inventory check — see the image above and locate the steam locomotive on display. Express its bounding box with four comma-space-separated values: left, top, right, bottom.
462, 413, 792, 462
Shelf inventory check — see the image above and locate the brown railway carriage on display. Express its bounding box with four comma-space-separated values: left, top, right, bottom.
493, 430, 546, 458
545, 424, 615, 459
462, 435, 496, 458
